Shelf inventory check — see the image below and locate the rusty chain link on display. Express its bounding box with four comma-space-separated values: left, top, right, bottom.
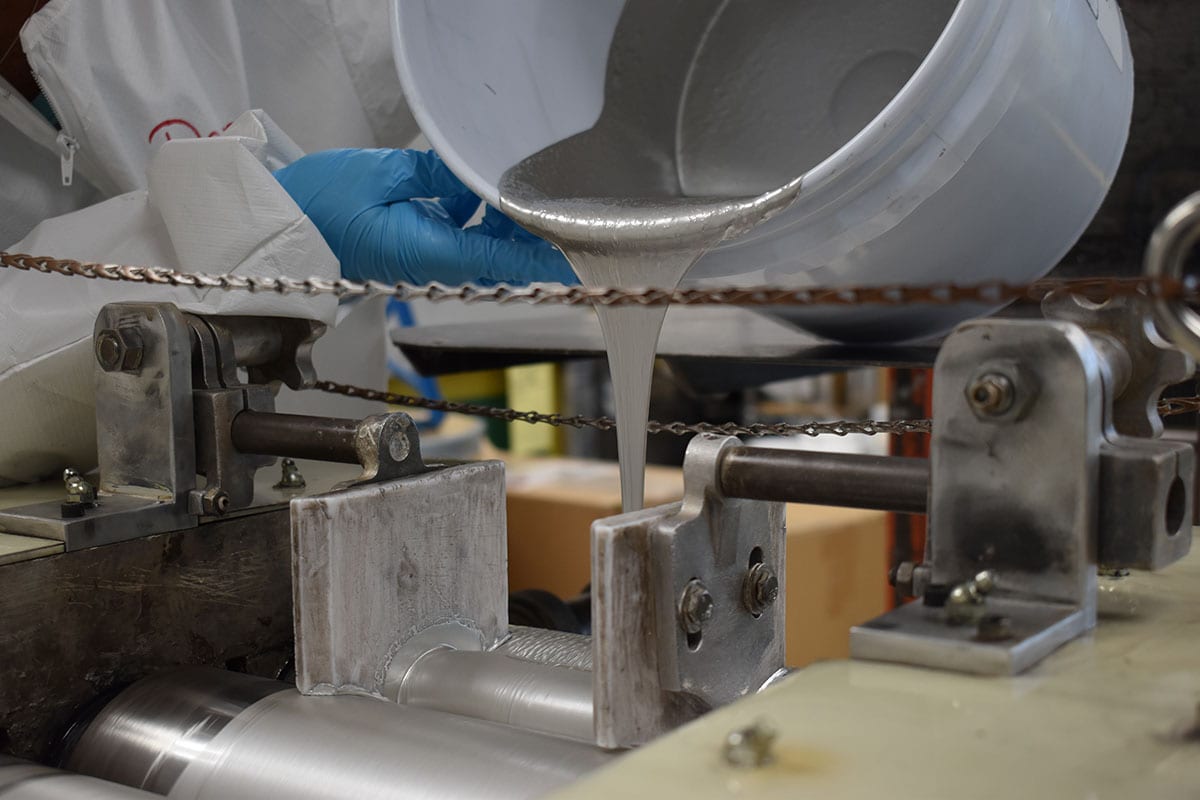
3, 251, 1198, 308
4, 251, 1199, 437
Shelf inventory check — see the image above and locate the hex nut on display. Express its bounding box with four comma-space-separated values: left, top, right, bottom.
200, 487, 231, 517
95, 328, 144, 373
966, 372, 1015, 417
890, 561, 917, 596
743, 562, 780, 616
679, 579, 715, 635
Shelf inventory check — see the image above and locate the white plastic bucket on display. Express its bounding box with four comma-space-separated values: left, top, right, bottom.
393, 0, 1134, 341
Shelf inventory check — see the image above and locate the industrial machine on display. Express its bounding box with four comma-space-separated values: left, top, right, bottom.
0, 194, 1197, 798
3, 0, 1200, 787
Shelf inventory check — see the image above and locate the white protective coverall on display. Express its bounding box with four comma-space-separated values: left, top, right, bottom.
0, 0, 421, 485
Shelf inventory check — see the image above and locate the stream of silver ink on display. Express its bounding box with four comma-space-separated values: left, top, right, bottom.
498, 0, 821, 511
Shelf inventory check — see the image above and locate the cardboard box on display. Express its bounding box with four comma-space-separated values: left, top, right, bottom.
504, 457, 889, 667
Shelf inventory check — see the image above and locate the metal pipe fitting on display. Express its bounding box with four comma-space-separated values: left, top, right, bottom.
717, 446, 929, 514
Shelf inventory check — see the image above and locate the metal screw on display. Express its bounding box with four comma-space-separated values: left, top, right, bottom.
61, 467, 97, 519
723, 721, 778, 768
274, 458, 307, 490
200, 487, 231, 517
95, 328, 144, 373
62, 469, 96, 505
967, 373, 1015, 416
679, 579, 715, 636
743, 562, 779, 616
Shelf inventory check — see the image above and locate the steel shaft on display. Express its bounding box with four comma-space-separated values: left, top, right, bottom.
718, 446, 929, 513
230, 411, 360, 464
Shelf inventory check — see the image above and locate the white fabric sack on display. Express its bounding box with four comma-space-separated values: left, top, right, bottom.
0, 111, 340, 485
21, 0, 418, 196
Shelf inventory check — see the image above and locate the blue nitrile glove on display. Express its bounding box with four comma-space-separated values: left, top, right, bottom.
274, 148, 577, 286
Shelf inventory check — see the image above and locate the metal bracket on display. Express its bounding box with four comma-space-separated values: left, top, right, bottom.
853, 319, 1104, 675
291, 417, 509, 698
0, 304, 326, 549
592, 435, 786, 749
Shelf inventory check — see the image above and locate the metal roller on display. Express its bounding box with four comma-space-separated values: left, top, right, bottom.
66, 669, 615, 800
0, 757, 155, 799
395, 648, 594, 742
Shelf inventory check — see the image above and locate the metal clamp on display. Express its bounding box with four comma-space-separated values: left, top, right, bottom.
591, 435, 786, 748
853, 295, 1194, 675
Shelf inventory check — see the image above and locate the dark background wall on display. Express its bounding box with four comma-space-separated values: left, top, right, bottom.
1062, 0, 1200, 276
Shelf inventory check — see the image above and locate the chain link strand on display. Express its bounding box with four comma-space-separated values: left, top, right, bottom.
4, 251, 1200, 308
314, 381, 934, 437
315, 381, 1200, 437
4, 251, 1198, 435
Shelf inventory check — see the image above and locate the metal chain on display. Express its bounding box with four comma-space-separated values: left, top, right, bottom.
3, 251, 1198, 307
314, 381, 934, 437
5, 251, 1198, 436
316, 381, 1200, 436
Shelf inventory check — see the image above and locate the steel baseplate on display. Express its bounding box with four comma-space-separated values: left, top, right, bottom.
591, 435, 786, 749
853, 319, 1106, 676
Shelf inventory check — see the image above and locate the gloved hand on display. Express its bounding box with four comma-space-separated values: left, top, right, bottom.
274, 148, 577, 286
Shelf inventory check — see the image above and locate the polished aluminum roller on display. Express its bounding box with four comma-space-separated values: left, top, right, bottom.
0, 757, 155, 799
396, 648, 594, 742
67, 669, 615, 800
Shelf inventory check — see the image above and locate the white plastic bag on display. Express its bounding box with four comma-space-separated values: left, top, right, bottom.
0, 111, 340, 485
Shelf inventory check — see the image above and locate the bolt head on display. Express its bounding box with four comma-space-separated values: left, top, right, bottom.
679, 579, 715, 635
95, 330, 123, 371
757, 572, 780, 605
95, 328, 144, 373
723, 721, 778, 768
743, 563, 780, 615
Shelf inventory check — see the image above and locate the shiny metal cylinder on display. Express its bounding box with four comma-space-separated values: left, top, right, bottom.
0, 757, 155, 799
718, 446, 929, 514
397, 648, 594, 742
230, 411, 360, 463
66, 669, 284, 794
68, 669, 613, 800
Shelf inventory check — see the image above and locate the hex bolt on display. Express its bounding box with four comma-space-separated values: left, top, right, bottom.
967, 373, 1015, 417
94, 328, 144, 373
742, 562, 780, 616
679, 579, 715, 636
723, 721, 778, 768
274, 458, 307, 490
62, 468, 96, 505
61, 467, 97, 519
